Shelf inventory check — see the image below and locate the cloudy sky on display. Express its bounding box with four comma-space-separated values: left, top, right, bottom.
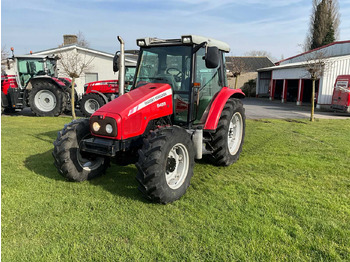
2, 0, 350, 60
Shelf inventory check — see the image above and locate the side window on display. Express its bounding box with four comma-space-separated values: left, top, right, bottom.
195, 48, 221, 97
194, 48, 223, 123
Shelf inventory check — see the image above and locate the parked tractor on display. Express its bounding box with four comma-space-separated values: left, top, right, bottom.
79, 65, 136, 117
53, 35, 246, 204
1, 50, 73, 116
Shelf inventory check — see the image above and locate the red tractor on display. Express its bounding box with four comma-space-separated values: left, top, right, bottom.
53, 35, 246, 204
1, 50, 73, 116
79, 65, 136, 117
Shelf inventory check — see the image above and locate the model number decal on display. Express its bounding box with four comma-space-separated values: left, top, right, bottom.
128, 89, 172, 116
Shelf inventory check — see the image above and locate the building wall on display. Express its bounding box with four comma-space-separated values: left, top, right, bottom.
319, 55, 350, 105
259, 55, 350, 108
227, 72, 257, 89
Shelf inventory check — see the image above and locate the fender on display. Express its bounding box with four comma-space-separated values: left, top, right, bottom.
26, 77, 66, 91
88, 90, 109, 104
204, 87, 245, 131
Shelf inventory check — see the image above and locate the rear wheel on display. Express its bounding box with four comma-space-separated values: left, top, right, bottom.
29, 82, 64, 116
80, 93, 105, 117
136, 126, 195, 204
52, 118, 110, 181
210, 98, 245, 166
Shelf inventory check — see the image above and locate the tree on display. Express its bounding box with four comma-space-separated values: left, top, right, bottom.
58, 49, 94, 119
305, 0, 340, 50
304, 51, 327, 121
244, 50, 277, 62
76, 31, 90, 48
1, 46, 10, 73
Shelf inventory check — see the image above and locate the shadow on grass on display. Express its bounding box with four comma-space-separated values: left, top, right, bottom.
24, 148, 147, 202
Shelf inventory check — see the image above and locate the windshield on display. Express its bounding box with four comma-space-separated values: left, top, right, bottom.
133, 45, 192, 91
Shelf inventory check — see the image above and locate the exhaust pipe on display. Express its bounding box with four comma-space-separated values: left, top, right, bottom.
117, 36, 125, 96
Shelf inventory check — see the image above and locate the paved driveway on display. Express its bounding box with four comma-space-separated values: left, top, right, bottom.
242, 98, 350, 120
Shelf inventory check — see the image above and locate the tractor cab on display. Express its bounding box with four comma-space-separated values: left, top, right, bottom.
10, 55, 58, 88
127, 35, 230, 126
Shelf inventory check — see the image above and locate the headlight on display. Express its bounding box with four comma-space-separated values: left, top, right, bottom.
90, 116, 118, 137
106, 124, 113, 134
92, 122, 101, 132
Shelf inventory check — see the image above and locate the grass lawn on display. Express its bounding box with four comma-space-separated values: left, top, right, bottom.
1, 116, 350, 261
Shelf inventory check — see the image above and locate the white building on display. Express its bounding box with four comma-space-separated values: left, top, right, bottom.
33, 35, 137, 96
256, 41, 350, 110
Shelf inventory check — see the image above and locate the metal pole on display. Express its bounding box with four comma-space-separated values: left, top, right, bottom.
117, 36, 125, 96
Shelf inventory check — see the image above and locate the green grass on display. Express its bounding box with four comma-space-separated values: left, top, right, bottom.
1, 116, 350, 261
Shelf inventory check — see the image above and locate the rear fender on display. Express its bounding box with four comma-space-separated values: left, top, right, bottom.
203, 87, 245, 131
26, 77, 66, 91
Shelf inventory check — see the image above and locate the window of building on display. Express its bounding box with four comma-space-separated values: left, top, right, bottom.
85, 73, 98, 83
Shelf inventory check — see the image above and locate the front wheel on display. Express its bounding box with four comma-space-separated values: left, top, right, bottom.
210, 98, 245, 166
136, 126, 195, 204
80, 93, 105, 117
52, 118, 110, 181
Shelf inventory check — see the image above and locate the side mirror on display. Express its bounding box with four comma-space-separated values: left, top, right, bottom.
113, 51, 120, 72
205, 46, 220, 69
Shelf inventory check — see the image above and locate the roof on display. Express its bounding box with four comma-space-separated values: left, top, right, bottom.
226, 56, 274, 73
32, 44, 138, 64
258, 54, 350, 72
137, 35, 230, 52
276, 40, 350, 65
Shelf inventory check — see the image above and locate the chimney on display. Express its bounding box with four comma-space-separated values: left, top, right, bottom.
63, 35, 78, 46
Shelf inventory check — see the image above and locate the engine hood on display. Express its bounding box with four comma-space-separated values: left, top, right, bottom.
92, 83, 173, 139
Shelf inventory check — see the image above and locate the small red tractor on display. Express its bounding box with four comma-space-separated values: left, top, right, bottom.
1, 49, 73, 116
79, 65, 136, 117
53, 35, 246, 204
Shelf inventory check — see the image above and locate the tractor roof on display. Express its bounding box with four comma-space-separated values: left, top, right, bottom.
11, 55, 58, 60
136, 35, 230, 53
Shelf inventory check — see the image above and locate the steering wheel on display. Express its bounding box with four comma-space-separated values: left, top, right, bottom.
166, 68, 182, 82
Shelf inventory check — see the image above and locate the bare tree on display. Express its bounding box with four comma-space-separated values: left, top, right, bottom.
305, 0, 340, 51
244, 50, 277, 62
226, 57, 248, 89
58, 49, 94, 119
76, 31, 90, 48
304, 51, 327, 121
1, 46, 10, 73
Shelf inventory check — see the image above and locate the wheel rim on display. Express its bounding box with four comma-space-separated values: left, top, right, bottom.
34, 90, 57, 112
77, 136, 105, 171
228, 112, 243, 155
84, 99, 100, 114
165, 143, 189, 190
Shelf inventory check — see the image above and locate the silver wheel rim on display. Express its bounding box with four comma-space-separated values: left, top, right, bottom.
34, 90, 57, 112
228, 112, 243, 155
84, 99, 100, 114
165, 143, 189, 190
77, 138, 105, 171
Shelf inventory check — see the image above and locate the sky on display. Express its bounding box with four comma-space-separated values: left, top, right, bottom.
1, 0, 350, 61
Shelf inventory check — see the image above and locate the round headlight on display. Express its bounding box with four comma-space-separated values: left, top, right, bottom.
92, 122, 100, 132
106, 124, 113, 134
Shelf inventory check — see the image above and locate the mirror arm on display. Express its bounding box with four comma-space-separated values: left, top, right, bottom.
193, 42, 207, 54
